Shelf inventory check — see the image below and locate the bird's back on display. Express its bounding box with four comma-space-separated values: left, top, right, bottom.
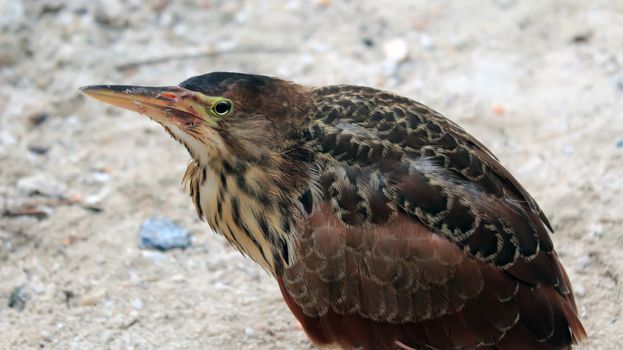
277, 85, 586, 349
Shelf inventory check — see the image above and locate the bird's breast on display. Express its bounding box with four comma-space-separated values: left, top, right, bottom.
193, 165, 289, 273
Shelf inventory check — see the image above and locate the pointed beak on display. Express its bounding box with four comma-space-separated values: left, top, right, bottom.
79, 85, 214, 127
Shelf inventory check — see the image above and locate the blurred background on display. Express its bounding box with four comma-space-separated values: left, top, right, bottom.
1, 0, 622, 348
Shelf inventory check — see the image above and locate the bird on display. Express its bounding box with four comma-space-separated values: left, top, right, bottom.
80, 72, 586, 349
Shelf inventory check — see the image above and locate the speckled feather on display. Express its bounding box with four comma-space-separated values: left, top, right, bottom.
278, 85, 585, 349
173, 74, 585, 349
306, 85, 555, 270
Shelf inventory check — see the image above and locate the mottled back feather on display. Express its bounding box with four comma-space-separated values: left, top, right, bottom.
278, 85, 585, 349
302, 85, 563, 290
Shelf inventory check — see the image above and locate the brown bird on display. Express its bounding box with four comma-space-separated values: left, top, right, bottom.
80, 72, 586, 349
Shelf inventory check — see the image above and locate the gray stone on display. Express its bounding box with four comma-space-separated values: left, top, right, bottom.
8, 286, 28, 311
139, 216, 191, 251
16, 174, 67, 198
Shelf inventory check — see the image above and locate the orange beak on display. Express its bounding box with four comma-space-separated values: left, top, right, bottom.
79, 85, 216, 127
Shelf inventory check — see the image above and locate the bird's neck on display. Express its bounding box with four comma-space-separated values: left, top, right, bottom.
183, 156, 303, 275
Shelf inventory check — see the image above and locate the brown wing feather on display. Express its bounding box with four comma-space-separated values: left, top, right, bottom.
280, 206, 585, 349
311, 85, 552, 230
284, 85, 586, 349
308, 86, 562, 290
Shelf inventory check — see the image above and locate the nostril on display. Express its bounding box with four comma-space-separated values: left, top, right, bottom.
160, 92, 177, 100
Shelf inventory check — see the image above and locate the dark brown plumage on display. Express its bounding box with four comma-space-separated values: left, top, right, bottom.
81, 72, 586, 349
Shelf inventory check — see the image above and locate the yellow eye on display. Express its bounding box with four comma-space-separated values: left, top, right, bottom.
213, 100, 232, 116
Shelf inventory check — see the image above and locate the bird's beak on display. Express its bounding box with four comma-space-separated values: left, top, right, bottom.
79, 85, 216, 128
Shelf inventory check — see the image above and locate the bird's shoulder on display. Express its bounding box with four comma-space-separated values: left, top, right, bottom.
310, 84, 550, 226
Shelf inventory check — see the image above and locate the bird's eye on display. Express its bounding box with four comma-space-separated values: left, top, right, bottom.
213, 100, 232, 116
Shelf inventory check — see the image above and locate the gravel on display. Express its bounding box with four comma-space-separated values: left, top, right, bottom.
1, 1, 622, 349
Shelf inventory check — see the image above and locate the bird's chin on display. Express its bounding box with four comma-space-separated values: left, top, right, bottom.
153, 107, 205, 130
160, 121, 226, 165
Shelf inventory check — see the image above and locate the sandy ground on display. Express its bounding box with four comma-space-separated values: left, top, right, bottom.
1, 1, 622, 349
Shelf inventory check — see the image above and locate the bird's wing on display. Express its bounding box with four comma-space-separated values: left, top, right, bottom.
279, 85, 586, 348
280, 206, 584, 349
305, 85, 564, 291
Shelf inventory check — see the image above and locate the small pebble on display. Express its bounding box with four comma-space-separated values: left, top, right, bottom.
571, 31, 592, 44
84, 187, 111, 205
170, 274, 186, 282
63, 290, 75, 307
100, 330, 114, 343
244, 327, 255, 337
8, 286, 28, 311
0, 1, 25, 30
139, 216, 192, 251
131, 298, 143, 310
562, 145, 575, 156
419, 34, 434, 49
40, 331, 52, 343
93, 0, 126, 27
494, 0, 516, 9
215, 39, 238, 53
616, 139, 623, 149
32, 283, 46, 295
587, 223, 604, 240
0, 130, 16, 146
28, 112, 49, 128
383, 38, 409, 63
492, 104, 506, 116
141, 250, 168, 264
91, 172, 111, 183
577, 255, 592, 269
79, 289, 106, 307
17, 174, 67, 198
574, 284, 587, 298
28, 144, 50, 155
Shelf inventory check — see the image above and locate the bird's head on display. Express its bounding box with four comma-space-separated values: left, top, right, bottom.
80, 72, 313, 166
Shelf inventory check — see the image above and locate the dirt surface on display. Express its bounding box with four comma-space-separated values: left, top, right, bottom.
1, 1, 622, 349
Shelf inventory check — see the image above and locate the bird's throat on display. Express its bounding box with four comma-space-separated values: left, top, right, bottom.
183, 159, 294, 274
